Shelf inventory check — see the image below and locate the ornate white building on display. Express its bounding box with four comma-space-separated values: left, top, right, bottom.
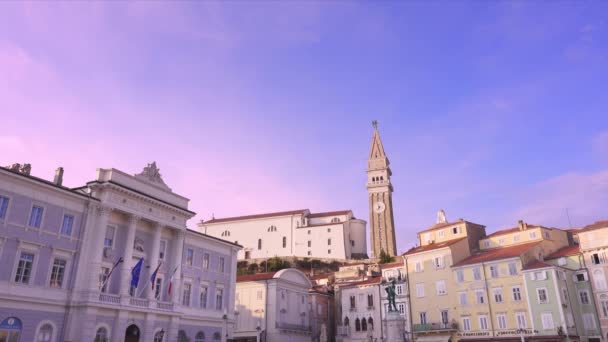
198, 209, 367, 260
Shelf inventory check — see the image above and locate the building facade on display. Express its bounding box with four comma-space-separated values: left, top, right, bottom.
0, 163, 241, 342
379, 261, 411, 341
199, 209, 367, 261
336, 276, 382, 342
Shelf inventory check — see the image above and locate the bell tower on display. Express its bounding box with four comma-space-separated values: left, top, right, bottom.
367, 121, 397, 257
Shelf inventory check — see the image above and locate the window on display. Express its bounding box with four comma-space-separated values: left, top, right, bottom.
0, 196, 9, 219
104, 226, 115, 248
416, 283, 425, 298
475, 290, 485, 304
473, 267, 481, 280
438, 230, 445, 238
99, 267, 109, 293
28, 205, 44, 228
351, 240, 355, 247
154, 331, 164, 342
541, 313, 554, 330
355, 318, 361, 331
497, 314, 507, 329
367, 294, 374, 308
544, 231, 550, 239
308, 230, 311, 235
529, 231, 537, 239
307, 240, 311, 247
186, 249, 194, 266
397, 303, 405, 314
256, 290, 263, 300
178, 331, 188, 342
14, 251, 34, 284
420, 312, 427, 325
60, 214, 74, 236
601, 299, 608, 317
513, 234, 520, 242
282, 236, 287, 248
331, 217, 340, 223
95, 327, 109, 342
459, 292, 468, 305
327, 228, 331, 233
512, 286, 522, 301
49, 258, 67, 288
583, 313, 596, 329
213, 332, 221, 341
479, 315, 488, 330
462, 317, 471, 331
415, 261, 422, 272
344, 317, 350, 326
396, 285, 403, 295
490, 265, 498, 278
159, 240, 167, 260
154, 277, 162, 299
350, 295, 356, 309
498, 238, 504, 245
434, 256, 444, 269
441, 310, 449, 324
36, 323, 53, 342
452, 227, 459, 234
267, 225, 277, 232
508, 263, 517, 276
493, 288, 503, 303
361, 318, 368, 331
575, 273, 587, 282
368, 317, 374, 330
200, 287, 208, 308
218, 257, 225, 272
182, 283, 191, 306
594, 270, 607, 290
328, 238, 331, 245
307, 251, 311, 256
537, 288, 548, 303
532, 271, 547, 280
561, 287, 568, 303
579, 290, 590, 304
456, 270, 464, 283
216, 288, 224, 310
195, 331, 206, 342
203, 253, 210, 269
515, 312, 527, 329
328, 249, 331, 254
258, 239, 262, 250
436, 280, 446, 295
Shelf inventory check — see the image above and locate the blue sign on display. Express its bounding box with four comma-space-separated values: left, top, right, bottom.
0, 317, 22, 331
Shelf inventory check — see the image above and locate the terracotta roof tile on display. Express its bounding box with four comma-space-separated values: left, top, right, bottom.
402, 237, 467, 256
308, 210, 352, 218
545, 245, 580, 259
522, 260, 553, 270
237, 271, 277, 282
202, 209, 308, 224
418, 220, 484, 234
579, 220, 608, 233
340, 276, 382, 288
452, 241, 542, 267
310, 272, 333, 280
380, 260, 404, 269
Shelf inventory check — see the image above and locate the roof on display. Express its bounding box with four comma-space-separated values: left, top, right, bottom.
452, 241, 542, 267
237, 271, 278, 282
186, 228, 243, 248
310, 272, 333, 280
486, 227, 522, 238
545, 245, 580, 259
402, 237, 467, 256
340, 276, 382, 288
522, 260, 553, 270
579, 220, 608, 233
201, 209, 308, 224
380, 260, 404, 269
418, 219, 483, 234
308, 210, 351, 218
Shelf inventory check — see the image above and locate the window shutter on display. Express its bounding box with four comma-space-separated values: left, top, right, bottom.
530, 273, 536, 281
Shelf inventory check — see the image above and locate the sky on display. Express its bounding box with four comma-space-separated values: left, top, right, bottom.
1, 1, 607, 254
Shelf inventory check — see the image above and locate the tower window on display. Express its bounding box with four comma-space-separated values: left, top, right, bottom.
258, 239, 262, 250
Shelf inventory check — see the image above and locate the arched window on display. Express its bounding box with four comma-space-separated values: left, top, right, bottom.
267, 225, 277, 232
154, 331, 164, 342
36, 323, 53, 342
368, 317, 374, 330
177, 330, 188, 342
94, 327, 108, 342
355, 318, 361, 331
258, 239, 262, 250
283, 236, 287, 248
213, 332, 222, 341
361, 318, 367, 331
344, 317, 350, 326
195, 331, 206, 342
331, 217, 340, 223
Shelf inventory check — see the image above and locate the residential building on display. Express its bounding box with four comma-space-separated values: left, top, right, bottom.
578, 221, 608, 341
336, 276, 382, 342
379, 260, 411, 341
234, 269, 313, 342
199, 209, 367, 261
0, 163, 241, 342
309, 285, 335, 342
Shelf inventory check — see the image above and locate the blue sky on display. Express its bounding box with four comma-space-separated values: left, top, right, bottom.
1, 1, 607, 252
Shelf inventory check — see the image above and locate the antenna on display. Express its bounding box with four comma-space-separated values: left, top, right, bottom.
565, 208, 573, 229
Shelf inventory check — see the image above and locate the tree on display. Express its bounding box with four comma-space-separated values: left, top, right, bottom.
379, 249, 395, 264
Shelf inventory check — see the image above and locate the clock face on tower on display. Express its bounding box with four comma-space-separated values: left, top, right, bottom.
374, 201, 386, 213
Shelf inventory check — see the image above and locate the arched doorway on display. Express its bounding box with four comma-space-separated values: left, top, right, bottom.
125, 324, 140, 342
0, 317, 22, 342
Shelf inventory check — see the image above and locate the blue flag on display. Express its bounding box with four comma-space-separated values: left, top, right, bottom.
131, 258, 144, 288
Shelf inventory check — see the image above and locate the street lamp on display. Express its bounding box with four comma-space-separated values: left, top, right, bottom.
256, 320, 262, 342
516, 328, 525, 342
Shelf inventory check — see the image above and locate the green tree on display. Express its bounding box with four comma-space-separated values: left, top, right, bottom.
379, 249, 395, 264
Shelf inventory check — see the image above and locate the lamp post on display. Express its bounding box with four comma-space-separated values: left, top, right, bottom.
256, 320, 262, 342
517, 328, 525, 342
222, 308, 228, 342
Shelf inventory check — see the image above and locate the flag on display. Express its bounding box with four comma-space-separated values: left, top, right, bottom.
100, 257, 123, 291
167, 265, 179, 296
150, 261, 163, 295
131, 257, 144, 290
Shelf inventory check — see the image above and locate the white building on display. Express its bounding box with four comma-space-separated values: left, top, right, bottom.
198, 209, 367, 261
234, 268, 313, 342
379, 261, 411, 341
336, 276, 382, 342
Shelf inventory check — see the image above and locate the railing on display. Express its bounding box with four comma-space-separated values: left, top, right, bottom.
337, 326, 350, 336
414, 322, 457, 332
275, 322, 311, 332
157, 301, 174, 310
99, 293, 120, 304
129, 297, 149, 307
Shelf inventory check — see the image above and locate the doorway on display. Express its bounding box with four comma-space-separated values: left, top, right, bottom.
125, 324, 140, 342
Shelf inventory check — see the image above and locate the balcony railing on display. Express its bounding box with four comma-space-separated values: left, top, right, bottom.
414, 322, 457, 332
129, 297, 149, 307
337, 326, 350, 336
275, 322, 311, 332
157, 301, 174, 311
99, 293, 120, 304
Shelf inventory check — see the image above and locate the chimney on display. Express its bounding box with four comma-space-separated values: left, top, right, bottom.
518, 220, 525, 231
54, 167, 64, 186
437, 209, 447, 224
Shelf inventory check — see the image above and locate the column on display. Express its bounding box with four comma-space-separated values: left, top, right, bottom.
147, 223, 162, 300
120, 214, 139, 297
171, 229, 185, 304
88, 205, 111, 290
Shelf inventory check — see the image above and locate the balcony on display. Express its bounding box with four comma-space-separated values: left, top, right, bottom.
156, 301, 174, 310
337, 326, 350, 336
413, 322, 457, 332
97, 292, 174, 311
99, 293, 120, 304
129, 297, 149, 307
275, 322, 311, 333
